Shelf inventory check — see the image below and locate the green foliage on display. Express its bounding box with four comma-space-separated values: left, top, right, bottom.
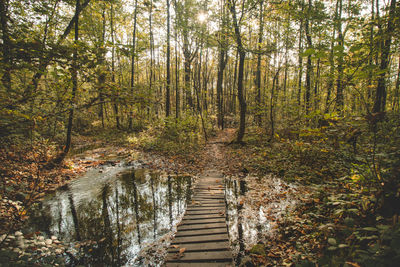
126, 115, 207, 155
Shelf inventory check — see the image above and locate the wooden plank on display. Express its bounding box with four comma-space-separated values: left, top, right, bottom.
171, 234, 229, 244
181, 218, 226, 225
186, 210, 224, 215
165, 262, 232, 267
191, 199, 225, 202
186, 205, 225, 209
192, 195, 225, 200
175, 228, 227, 237
178, 222, 227, 231
187, 204, 225, 208
193, 195, 225, 198
188, 207, 225, 210
183, 214, 224, 220
186, 209, 222, 212
188, 204, 225, 209
168, 241, 230, 253
166, 251, 233, 262
194, 188, 224, 191
194, 193, 224, 197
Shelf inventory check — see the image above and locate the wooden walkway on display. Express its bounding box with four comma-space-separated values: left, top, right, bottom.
165, 170, 233, 267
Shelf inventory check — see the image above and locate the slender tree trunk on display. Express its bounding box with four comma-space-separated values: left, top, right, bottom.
255, 0, 264, 126
373, 0, 396, 113
0, 0, 12, 92
232, 49, 239, 114
297, 0, 305, 107
149, 0, 155, 119
304, 0, 313, 114
314, 57, 320, 111
216, 0, 228, 129
111, 2, 120, 129
98, 3, 106, 128
64, 0, 80, 155
270, 69, 281, 141
166, 0, 171, 117
325, 2, 337, 113
129, 0, 138, 130
173, 0, 179, 119
228, 0, 246, 143
367, 0, 375, 103
335, 0, 344, 112
393, 55, 400, 111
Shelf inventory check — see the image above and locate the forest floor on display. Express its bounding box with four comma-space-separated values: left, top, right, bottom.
1, 127, 398, 266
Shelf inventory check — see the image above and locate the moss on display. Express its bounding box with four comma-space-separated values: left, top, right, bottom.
249, 244, 266, 256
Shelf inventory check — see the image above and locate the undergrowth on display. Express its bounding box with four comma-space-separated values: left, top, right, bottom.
228, 112, 400, 266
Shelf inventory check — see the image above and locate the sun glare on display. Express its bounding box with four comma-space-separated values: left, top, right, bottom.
197, 12, 207, 23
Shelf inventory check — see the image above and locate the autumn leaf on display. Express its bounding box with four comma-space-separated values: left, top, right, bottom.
345, 262, 361, 267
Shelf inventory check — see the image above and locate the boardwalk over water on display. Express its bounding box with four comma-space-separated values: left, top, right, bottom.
165, 170, 233, 267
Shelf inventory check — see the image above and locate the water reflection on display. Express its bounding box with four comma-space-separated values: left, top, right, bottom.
26, 165, 192, 266
225, 176, 297, 265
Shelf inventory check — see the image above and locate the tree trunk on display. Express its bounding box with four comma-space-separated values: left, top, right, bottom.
98, 3, 106, 128
373, 0, 396, 113
216, 0, 228, 129
149, 0, 155, 119
335, 0, 344, 112
111, 2, 120, 129
173, 0, 179, 119
255, 0, 264, 126
228, 0, 246, 143
393, 55, 400, 111
166, 0, 171, 117
304, 0, 313, 114
129, 0, 138, 130
325, 2, 338, 113
0, 0, 11, 92
297, 0, 305, 107
64, 0, 80, 155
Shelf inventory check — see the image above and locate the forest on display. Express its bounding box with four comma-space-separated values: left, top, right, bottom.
0, 0, 399, 266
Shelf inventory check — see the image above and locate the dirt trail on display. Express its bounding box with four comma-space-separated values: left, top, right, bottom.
201, 128, 236, 174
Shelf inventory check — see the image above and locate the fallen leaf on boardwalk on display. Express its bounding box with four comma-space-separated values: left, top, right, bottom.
172, 253, 183, 259
179, 248, 186, 254
345, 262, 361, 267
171, 245, 180, 249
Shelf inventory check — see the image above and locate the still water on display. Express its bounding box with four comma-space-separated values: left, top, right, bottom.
26, 163, 192, 266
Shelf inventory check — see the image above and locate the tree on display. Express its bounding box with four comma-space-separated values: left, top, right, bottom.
228, 0, 247, 143
216, 0, 229, 129
254, 0, 264, 126
373, 0, 397, 113
129, 0, 138, 129
0, 0, 11, 92
166, 0, 171, 117
64, 0, 81, 155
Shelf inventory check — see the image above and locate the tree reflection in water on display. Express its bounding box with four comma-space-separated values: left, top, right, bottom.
26, 166, 192, 266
